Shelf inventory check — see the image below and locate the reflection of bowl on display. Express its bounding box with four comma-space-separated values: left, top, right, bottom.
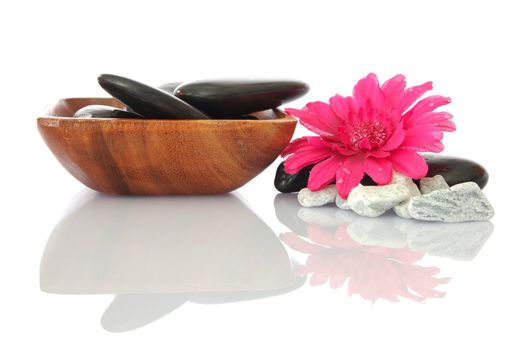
41, 191, 304, 332
40, 191, 297, 294
37, 98, 296, 195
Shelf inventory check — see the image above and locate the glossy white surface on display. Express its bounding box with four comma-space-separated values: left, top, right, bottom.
2, 0, 525, 348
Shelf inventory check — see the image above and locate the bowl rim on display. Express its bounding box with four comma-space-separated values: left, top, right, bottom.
38, 97, 298, 125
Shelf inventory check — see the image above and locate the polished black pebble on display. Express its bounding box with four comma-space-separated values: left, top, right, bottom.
73, 105, 145, 119
125, 82, 183, 113
175, 79, 309, 116
98, 74, 209, 120
274, 162, 314, 193
274, 155, 489, 193
419, 154, 489, 189
158, 82, 183, 94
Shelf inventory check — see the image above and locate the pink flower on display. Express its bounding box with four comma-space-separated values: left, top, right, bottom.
283, 73, 456, 198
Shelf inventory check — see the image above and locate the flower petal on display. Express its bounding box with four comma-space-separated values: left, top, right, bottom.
284, 147, 334, 174
329, 94, 351, 121
365, 157, 393, 185
353, 73, 385, 112
381, 122, 406, 151
381, 74, 406, 105
335, 155, 365, 199
401, 125, 444, 152
405, 111, 456, 132
307, 155, 345, 191
397, 81, 433, 113
306, 101, 341, 132
281, 136, 311, 157
285, 108, 336, 138
388, 150, 428, 179
405, 95, 451, 120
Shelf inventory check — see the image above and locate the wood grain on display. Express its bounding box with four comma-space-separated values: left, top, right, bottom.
38, 98, 297, 195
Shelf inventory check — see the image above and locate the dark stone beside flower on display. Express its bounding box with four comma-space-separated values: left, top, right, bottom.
419, 154, 489, 189
73, 105, 144, 119
274, 162, 314, 193
274, 154, 489, 193
175, 79, 309, 116
98, 74, 209, 120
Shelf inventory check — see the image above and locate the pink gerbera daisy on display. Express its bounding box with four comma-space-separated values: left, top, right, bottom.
282, 73, 456, 199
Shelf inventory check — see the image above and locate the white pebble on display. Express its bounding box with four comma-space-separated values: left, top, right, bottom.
390, 172, 421, 219
419, 175, 450, 194
347, 184, 411, 217
335, 194, 352, 210
297, 185, 337, 207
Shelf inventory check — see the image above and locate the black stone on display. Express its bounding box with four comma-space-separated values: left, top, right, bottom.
73, 105, 145, 119
98, 74, 209, 120
274, 162, 314, 193
125, 82, 183, 113
274, 154, 489, 193
158, 82, 183, 94
419, 154, 489, 189
175, 79, 309, 116
212, 115, 258, 120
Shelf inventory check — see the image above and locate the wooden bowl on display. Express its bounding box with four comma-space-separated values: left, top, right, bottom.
37, 98, 297, 195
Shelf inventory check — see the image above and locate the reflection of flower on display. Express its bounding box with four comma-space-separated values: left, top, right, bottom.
281, 225, 450, 303
282, 73, 456, 198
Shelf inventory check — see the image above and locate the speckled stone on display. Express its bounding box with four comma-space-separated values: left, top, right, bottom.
408, 182, 494, 222
347, 184, 411, 217
297, 185, 337, 207
419, 175, 449, 194
390, 172, 421, 219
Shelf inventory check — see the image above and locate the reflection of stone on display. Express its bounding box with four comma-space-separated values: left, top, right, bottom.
274, 193, 309, 236
274, 193, 494, 261
41, 191, 302, 332
347, 214, 409, 249
402, 221, 494, 261
298, 206, 340, 227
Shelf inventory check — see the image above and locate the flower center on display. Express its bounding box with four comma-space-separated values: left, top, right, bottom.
349, 121, 387, 149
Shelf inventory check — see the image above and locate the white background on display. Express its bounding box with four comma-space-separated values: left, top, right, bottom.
1, 0, 525, 349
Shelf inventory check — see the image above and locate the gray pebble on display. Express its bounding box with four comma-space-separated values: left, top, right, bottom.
408, 182, 494, 222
